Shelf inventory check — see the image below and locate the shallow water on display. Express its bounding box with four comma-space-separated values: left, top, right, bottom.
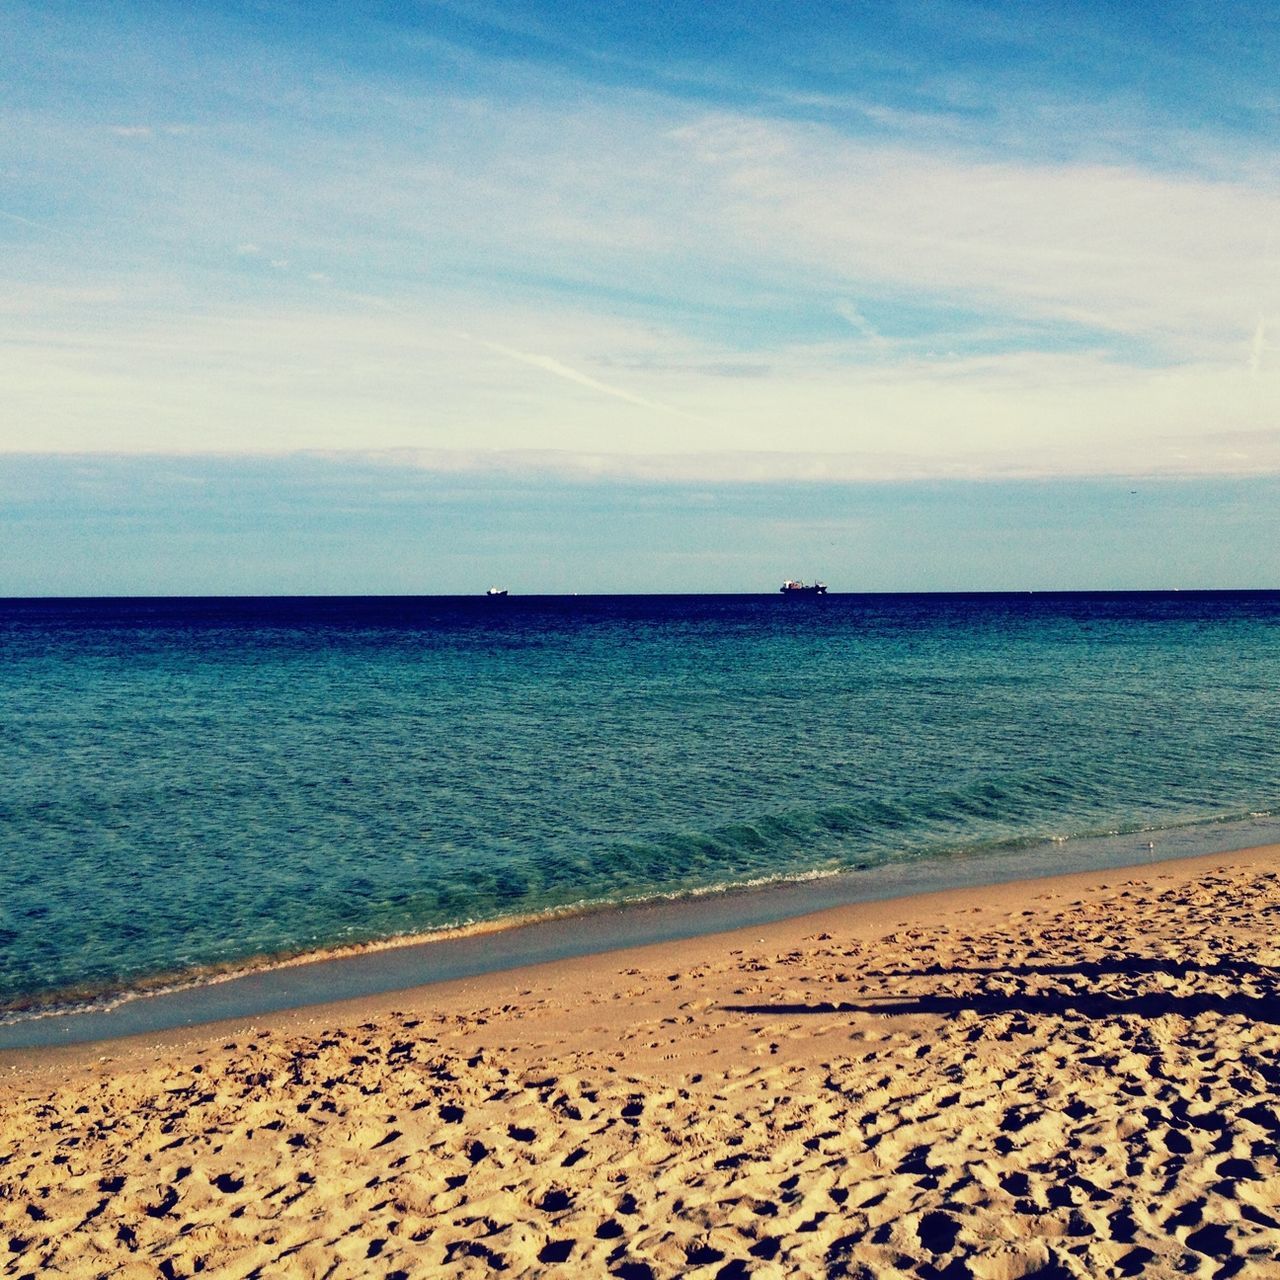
3, 592, 1279, 1021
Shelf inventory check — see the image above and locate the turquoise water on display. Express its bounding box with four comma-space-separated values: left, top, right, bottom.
2, 592, 1278, 1017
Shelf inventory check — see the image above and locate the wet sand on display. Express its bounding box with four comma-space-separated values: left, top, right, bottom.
3, 846, 1279, 1278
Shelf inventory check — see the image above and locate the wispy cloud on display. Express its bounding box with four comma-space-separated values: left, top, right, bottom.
670, 114, 1280, 363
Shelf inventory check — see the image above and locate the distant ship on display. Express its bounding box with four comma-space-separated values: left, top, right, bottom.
780, 580, 827, 594
485, 586, 509, 597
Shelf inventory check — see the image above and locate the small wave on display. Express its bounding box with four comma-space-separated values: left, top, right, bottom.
0, 864, 847, 1028
5, 799, 1277, 1030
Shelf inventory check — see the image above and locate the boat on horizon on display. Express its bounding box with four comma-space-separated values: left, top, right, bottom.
485, 586, 509, 597
780, 579, 827, 595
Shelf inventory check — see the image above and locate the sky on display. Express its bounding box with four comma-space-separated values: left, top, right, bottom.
3, 0, 1280, 592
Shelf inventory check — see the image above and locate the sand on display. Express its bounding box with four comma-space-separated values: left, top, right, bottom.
3, 847, 1280, 1279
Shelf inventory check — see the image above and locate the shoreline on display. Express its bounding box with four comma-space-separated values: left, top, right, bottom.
4, 809, 1279, 1053
0, 803, 1274, 1053
0, 866, 854, 1030
6, 839, 1276, 1077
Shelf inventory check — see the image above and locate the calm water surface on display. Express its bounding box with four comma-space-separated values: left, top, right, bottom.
3, 592, 1278, 1018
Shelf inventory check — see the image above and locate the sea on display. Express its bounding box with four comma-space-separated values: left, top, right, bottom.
3, 591, 1279, 1047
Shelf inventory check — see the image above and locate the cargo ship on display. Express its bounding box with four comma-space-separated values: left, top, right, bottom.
780, 580, 827, 594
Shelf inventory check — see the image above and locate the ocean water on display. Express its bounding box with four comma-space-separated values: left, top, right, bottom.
2, 592, 1279, 1022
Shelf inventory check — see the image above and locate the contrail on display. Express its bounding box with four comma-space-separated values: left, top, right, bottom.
475, 338, 694, 418
0, 208, 52, 231
323, 285, 697, 418
1248, 315, 1267, 377
834, 299, 888, 348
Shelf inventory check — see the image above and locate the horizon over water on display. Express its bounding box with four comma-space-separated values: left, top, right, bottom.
3, 590, 1279, 1047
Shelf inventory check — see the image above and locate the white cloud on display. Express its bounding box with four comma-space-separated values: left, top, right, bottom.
3, 290, 1277, 477
6, 82, 1280, 477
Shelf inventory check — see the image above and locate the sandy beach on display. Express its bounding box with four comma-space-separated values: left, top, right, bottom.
3, 847, 1279, 1278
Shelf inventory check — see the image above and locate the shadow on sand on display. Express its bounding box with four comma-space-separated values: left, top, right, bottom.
862, 956, 1263, 983
723, 957, 1280, 1027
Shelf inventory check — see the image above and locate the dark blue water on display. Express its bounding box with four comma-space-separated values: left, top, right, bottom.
3, 592, 1279, 1021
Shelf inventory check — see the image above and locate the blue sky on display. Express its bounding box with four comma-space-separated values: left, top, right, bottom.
4, 455, 1278, 594
3, 1, 1279, 590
